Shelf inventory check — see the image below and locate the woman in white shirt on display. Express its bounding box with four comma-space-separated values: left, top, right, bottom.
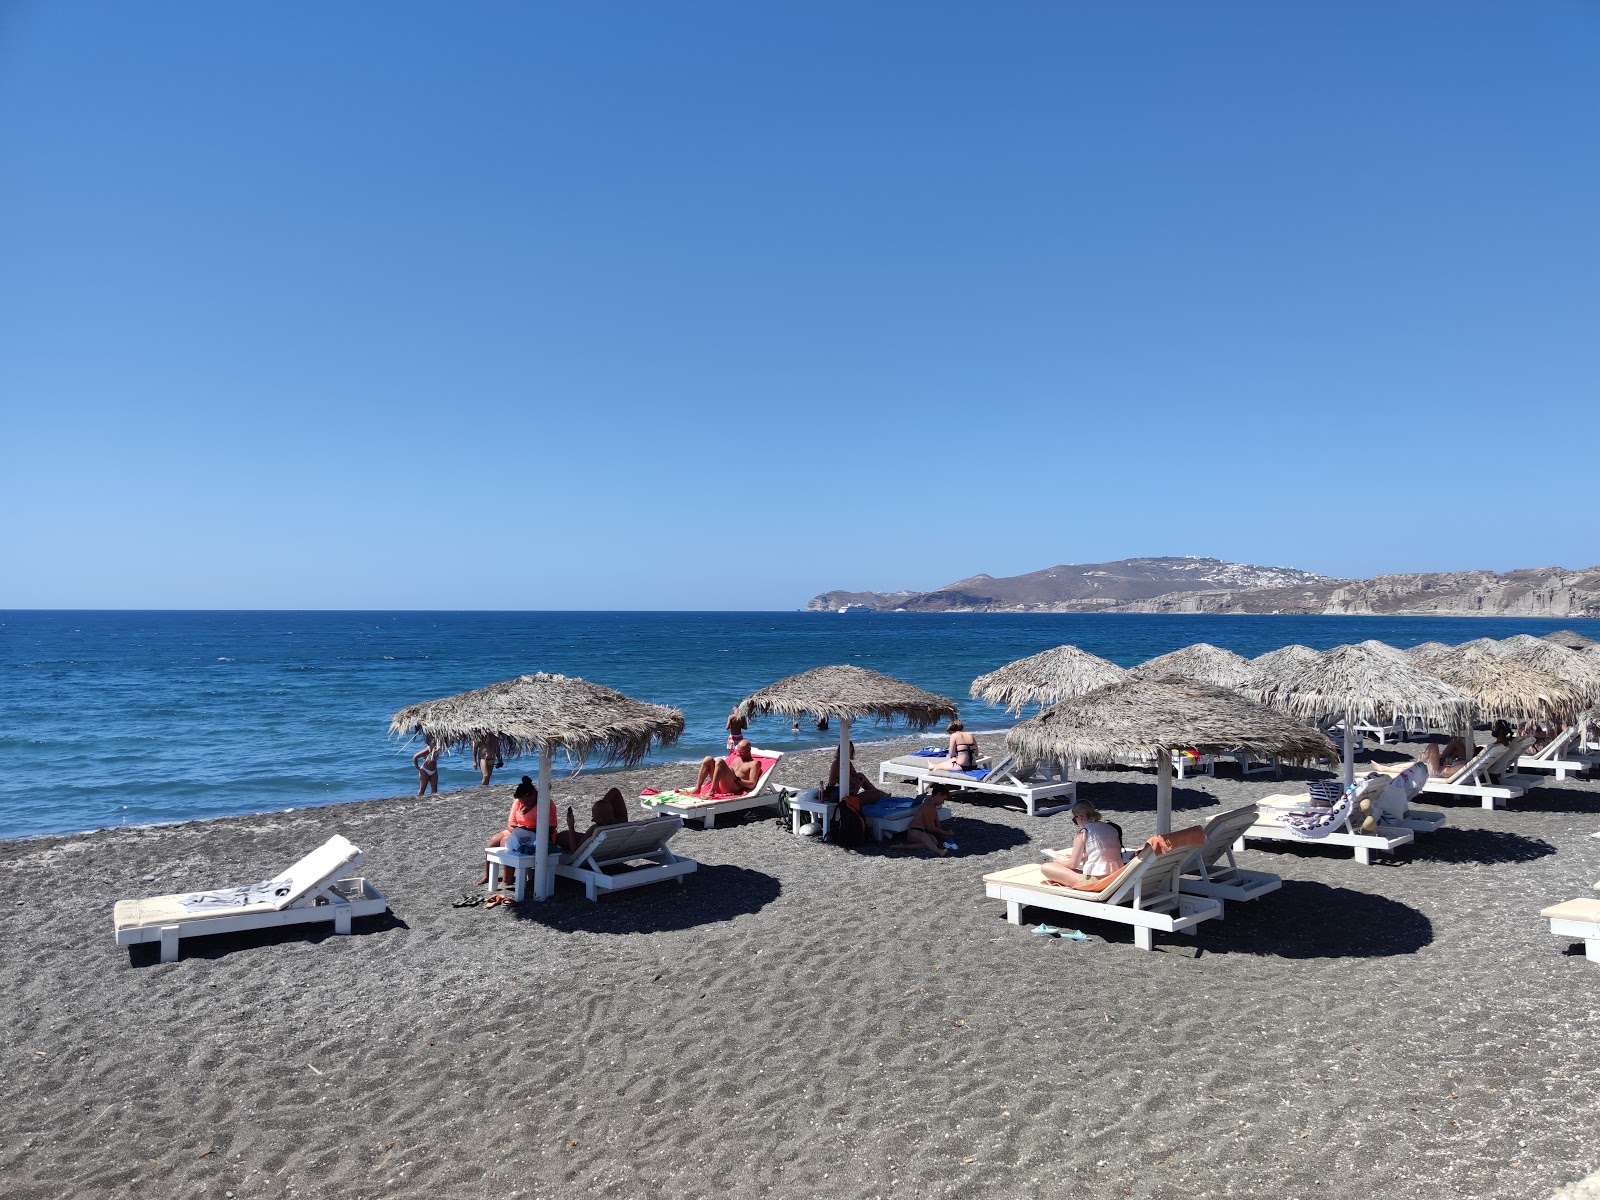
1041, 799, 1124, 888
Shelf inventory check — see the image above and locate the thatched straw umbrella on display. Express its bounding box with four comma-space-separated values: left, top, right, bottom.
1126, 643, 1256, 693
1497, 639, 1600, 708
1249, 644, 1471, 788
1252, 644, 1321, 669
390, 673, 685, 900
1006, 679, 1337, 834
969, 645, 1126, 715
1544, 630, 1598, 651
1352, 639, 1409, 662
735, 665, 958, 800
1403, 641, 1452, 661
1417, 645, 1586, 731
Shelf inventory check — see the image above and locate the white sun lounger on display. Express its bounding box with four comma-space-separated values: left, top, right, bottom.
1516, 728, 1596, 781
490, 816, 697, 902
879, 753, 1074, 817
1349, 716, 1411, 746
1542, 897, 1600, 964
1422, 740, 1531, 809
984, 843, 1223, 951
113, 834, 387, 963
641, 748, 785, 828
1243, 778, 1414, 865
1177, 805, 1282, 903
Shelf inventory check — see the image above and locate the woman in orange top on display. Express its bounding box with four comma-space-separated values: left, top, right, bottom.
478, 777, 557, 888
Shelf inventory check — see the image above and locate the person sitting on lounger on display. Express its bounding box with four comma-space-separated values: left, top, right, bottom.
941, 719, 980, 772
824, 741, 890, 802
1370, 720, 1513, 779
690, 740, 765, 797
555, 787, 630, 853
1040, 800, 1125, 888
478, 776, 557, 888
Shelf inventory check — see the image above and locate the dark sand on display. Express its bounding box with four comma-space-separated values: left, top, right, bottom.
5, 734, 1600, 1199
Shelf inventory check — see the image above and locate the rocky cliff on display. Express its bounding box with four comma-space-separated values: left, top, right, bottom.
807, 560, 1600, 617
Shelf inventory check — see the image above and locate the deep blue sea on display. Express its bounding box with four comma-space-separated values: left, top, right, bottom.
4, 610, 1598, 840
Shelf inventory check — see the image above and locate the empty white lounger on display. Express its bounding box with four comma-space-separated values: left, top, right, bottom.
114, 834, 387, 963
1542, 897, 1600, 963
984, 841, 1222, 951
1178, 805, 1282, 903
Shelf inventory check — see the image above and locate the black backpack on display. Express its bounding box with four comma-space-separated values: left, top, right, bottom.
831, 796, 868, 848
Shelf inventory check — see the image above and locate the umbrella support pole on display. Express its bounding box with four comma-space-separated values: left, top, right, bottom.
1343, 704, 1356, 791
839, 717, 852, 800
535, 748, 554, 901
1156, 749, 1172, 836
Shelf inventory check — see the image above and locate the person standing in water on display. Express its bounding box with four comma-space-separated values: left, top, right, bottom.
725, 707, 748, 751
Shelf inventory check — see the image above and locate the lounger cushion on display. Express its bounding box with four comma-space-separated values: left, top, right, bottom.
1541, 898, 1600, 923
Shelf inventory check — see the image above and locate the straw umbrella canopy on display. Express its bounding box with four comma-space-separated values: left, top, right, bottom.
1403, 641, 1452, 661
1544, 630, 1598, 651
389, 673, 685, 899
735, 665, 958, 800
1248, 644, 1472, 788
1417, 645, 1586, 728
1496, 639, 1600, 708
1252, 644, 1321, 670
1006, 678, 1338, 834
1126, 643, 1257, 693
1352, 639, 1409, 662
969, 645, 1127, 715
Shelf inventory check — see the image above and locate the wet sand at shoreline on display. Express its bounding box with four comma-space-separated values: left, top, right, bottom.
4, 734, 1600, 1199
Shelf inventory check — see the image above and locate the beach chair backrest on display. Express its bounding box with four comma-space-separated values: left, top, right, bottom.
1539, 726, 1578, 760
1124, 844, 1197, 908
568, 816, 683, 870
176, 834, 362, 914
1484, 737, 1531, 780
1095, 846, 1154, 907
747, 748, 783, 793
1441, 742, 1496, 785
1198, 805, 1259, 865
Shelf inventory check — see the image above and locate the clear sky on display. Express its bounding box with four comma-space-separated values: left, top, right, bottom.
2, 2, 1595, 610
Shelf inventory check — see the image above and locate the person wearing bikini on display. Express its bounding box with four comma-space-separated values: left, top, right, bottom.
413, 735, 441, 796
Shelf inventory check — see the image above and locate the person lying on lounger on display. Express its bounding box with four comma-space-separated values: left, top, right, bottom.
1039, 800, 1124, 888
823, 741, 890, 802
690, 740, 765, 797
1369, 720, 1513, 778
555, 787, 630, 853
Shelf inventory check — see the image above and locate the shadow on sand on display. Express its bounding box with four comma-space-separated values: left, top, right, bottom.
1198, 879, 1433, 958
126, 910, 411, 967
507, 862, 782, 935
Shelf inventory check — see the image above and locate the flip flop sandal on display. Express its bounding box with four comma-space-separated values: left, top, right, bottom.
1060, 929, 1091, 941
1031, 924, 1061, 937
450, 893, 484, 908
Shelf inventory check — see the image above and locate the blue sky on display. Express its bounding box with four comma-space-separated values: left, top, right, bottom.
2, 2, 1595, 609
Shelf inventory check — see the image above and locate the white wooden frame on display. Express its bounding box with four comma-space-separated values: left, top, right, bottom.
491, 816, 696, 902
1542, 898, 1600, 964
983, 846, 1222, 951
114, 836, 387, 963
1177, 805, 1282, 903
1517, 727, 1598, 782
1422, 741, 1531, 809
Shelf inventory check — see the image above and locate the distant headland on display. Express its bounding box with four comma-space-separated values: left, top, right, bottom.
806, 556, 1600, 618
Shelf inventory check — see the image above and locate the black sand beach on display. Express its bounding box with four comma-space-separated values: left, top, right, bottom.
5, 735, 1600, 1199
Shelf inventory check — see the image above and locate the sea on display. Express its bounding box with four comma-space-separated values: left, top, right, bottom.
3, 610, 1598, 841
